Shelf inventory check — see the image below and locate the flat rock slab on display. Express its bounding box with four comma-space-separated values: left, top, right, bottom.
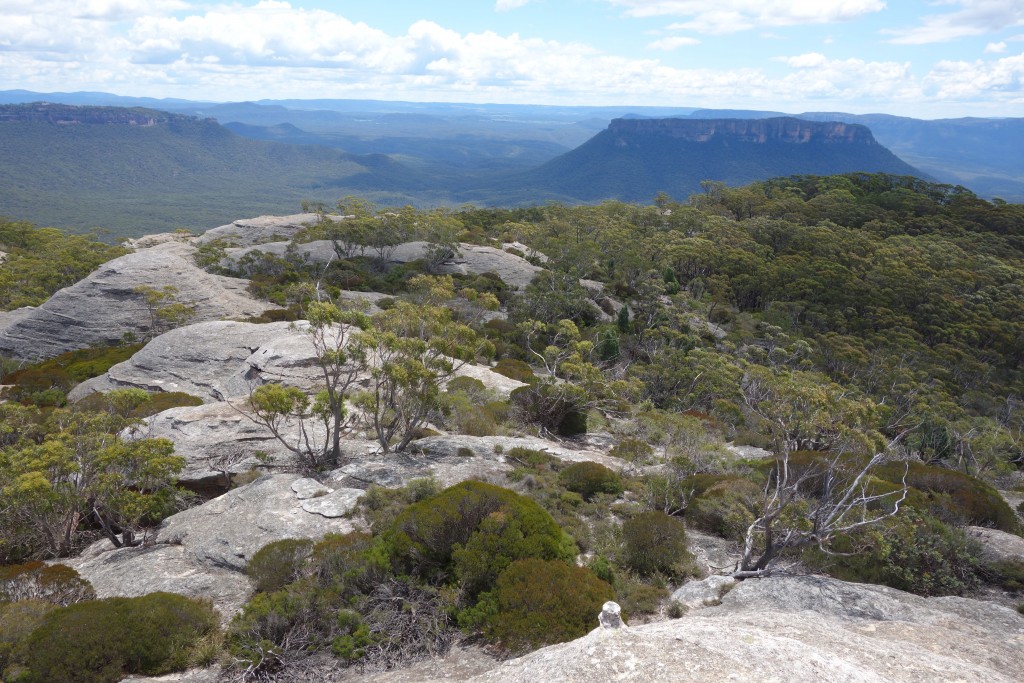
468, 575, 1024, 683
0, 241, 277, 361
58, 543, 253, 623
197, 213, 324, 247
158, 474, 358, 572
412, 435, 623, 470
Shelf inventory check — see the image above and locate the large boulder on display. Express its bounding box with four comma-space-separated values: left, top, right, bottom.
470, 575, 1024, 683
197, 213, 324, 247
0, 241, 277, 361
967, 526, 1024, 566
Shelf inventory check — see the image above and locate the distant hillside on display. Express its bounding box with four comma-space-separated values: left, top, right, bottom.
0, 103, 429, 235
510, 117, 925, 203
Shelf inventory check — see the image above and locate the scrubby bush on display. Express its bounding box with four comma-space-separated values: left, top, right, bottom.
22, 592, 218, 683
609, 437, 654, 464
0, 600, 55, 679
0, 561, 95, 606
386, 481, 576, 596
558, 461, 624, 501
686, 478, 761, 542
492, 359, 536, 384
621, 511, 693, 577
614, 576, 668, 618
986, 559, 1024, 591
246, 539, 315, 593
874, 461, 1020, 534
308, 532, 381, 592
468, 559, 614, 654
813, 511, 983, 596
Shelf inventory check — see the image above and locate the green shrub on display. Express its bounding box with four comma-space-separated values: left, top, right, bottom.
308, 532, 381, 591
812, 511, 982, 596
386, 481, 576, 596
227, 582, 339, 676
446, 376, 488, 397
75, 390, 203, 418
609, 437, 654, 464
874, 461, 1021, 534
687, 479, 761, 541
558, 462, 624, 501
615, 576, 668, 618
0, 600, 55, 679
469, 559, 614, 654
246, 539, 314, 593
492, 359, 536, 384
621, 511, 693, 577
987, 559, 1024, 591
505, 446, 559, 471
0, 561, 95, 607
22, 592, 218, 683
557, 410, 589, 436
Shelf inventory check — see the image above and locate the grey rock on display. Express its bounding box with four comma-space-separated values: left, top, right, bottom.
120, 669, 222, 683
967, 526, 1024, 565
157, 474, 357, 571
412, 435, 624, 470
469, 575, 1024, 683
69, 320, 318, 402
670, 575, 738, 611
58, 543, 253, 623
598, 601, 626, 629
0, 241, 277, 361
686, 530, 742, 576
292, 477, 334, 499
130, 401, 302, 490
299, 488, 364, 517
198, 213, 324, 247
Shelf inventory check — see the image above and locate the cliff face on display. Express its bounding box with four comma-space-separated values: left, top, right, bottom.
0, 102, 204, 126
607, 117, 875, 145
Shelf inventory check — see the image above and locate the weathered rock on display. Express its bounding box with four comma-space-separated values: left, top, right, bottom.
967, 526, 1024, 565
411, 434, 624, 470
69, 320, 318, 402
58, 543, 253, 622
686, 530, 742, 576
157, 474, 358, 571
299, 488, 364, 517
598, 601, 626, 629
670, 575, 738, 611
0, 241, 277, 361
469, 575, 1024, 683
292, 477, 333, 499
120, 669, 222, 683
197, 213, 324, 247
129, 400, 305, 491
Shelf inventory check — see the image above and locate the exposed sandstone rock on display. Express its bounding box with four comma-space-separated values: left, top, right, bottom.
197, 213, 325, 247
411, 434, 623, 470
967, 526, 1024, 565
0, 241, 277, 361
670, 574, 738, 611
469, 575, 1024, 683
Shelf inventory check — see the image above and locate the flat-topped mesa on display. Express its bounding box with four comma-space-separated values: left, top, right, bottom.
0, 102, 203, 127
607, 116, 876, 145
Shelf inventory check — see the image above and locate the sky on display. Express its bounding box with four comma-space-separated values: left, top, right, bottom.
2, 1, 1023, 118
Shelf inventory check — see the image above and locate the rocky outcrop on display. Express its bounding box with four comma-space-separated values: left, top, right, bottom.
967, 526, 1024, 565
197, 213, 325, 247
223, 240, 545, 290
470, 575, 1024, 683
608, 116, 877, 144
0, 241, 277, 361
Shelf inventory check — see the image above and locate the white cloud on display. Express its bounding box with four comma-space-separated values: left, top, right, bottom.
785, 52, 829, 68
647, 36, 701, 50
608, 0, 886, 34
922, 52, 1024, 99
884, 0, 1024, 45
495, 0, 532, 10
985, 41, 1007, 53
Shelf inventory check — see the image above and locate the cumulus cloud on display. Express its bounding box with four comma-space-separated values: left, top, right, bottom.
884, 0, 1024, 45
986, 41, 1007, 53
495, 0, 532, 10
923, 52, 1024, 99
608, 0, 885, 34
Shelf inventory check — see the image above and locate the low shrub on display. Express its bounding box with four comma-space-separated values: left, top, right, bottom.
621, 511, 693, 577
0, 600, 55, 679
986, 559, 1024, 591
468, 559, 614, 654
246, 539, 315, 593
608, 437, 654, 464
492, 359, 536, 384
505, 446, 559, 471
558, 462, 624, 501
687, 479, 761, 542
0, 561, 95, 607
22, 592, 218, 683
308, 532, 381, 592
874, 461, 1021, 534
615, 577, 668, 618
386, 481, 576, 597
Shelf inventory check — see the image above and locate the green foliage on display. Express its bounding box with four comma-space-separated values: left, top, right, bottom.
558, 461, 623, 501
247, 539, 315, 593
812, 511, 983, 596
621, 511, 693, 577
986, 559, 1024, 591
609, 437, 654, 464
0, 561, 95, 607
468, 559, 614, 654
614, 576, 669, 618
874, 462, 1021, 534
20, 592, 218, 683
385, 481, 576, 596
0, 219, 127, 310
687, 478, 762, 542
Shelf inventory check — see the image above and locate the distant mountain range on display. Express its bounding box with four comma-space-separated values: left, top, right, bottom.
0, 94, 1019, 234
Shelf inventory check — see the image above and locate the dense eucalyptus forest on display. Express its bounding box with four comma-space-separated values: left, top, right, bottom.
0, 172, 1022, 681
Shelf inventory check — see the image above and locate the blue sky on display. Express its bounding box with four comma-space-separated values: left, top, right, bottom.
2, 1, 1023, 117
